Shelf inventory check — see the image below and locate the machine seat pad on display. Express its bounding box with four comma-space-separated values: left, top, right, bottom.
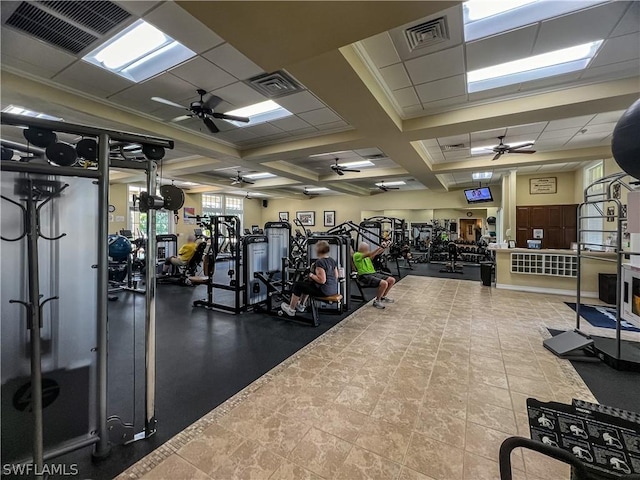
314, 294, 343, 303
188, 276, 209, 284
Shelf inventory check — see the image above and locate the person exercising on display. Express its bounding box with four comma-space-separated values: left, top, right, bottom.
353, 242, 396, 309
162, 234, 198, 274
281, 240, 338, 317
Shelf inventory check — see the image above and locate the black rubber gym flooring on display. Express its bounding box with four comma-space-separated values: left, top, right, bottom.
57, 281, 360, 480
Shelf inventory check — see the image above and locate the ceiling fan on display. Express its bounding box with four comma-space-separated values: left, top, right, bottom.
330, 158, 360, 176
488, 136, 536, 161
230, 171, 255, 185
151, 89, 250, 134
376, 181, 400, 192
303, 188, 319, 197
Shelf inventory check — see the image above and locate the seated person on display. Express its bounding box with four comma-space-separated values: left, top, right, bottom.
353, 242, 396, 309
162, 234, 198, 274
281, 240, 338, 317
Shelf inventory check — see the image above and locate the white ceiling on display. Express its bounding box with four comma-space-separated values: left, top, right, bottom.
289, 147, 398, 172
359, 1, 639, 118
420, 109, 625, 164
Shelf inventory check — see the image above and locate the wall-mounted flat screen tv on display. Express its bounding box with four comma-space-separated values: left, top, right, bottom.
464, 187, 493, 203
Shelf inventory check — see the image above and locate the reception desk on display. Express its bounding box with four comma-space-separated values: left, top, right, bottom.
494, 248, 617, 297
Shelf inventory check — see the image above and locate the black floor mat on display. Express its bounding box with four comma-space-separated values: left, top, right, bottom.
548, 329, 640, 414
55, 282, 363, 480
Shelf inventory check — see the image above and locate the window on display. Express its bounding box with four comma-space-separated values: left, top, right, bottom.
225, 196, 244, 227
202, 194, 223, 217
583, 161, 605, 250
201, 194, 244, 231
128, 185, 171, 236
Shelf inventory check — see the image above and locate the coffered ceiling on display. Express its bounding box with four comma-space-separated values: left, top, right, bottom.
1, 0, 638, 198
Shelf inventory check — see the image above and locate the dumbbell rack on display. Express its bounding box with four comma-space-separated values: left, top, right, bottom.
1, 178, 68, 476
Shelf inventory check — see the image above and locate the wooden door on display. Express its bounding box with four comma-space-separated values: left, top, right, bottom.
516, 207, 530, 247
563, 205, 578, 247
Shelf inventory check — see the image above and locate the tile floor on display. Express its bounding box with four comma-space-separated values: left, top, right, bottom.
118, 276, 614, 480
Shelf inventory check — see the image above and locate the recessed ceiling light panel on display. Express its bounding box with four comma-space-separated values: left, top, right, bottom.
243, 172, 277, 179
224, 100, 293, 127
472, 172, 493, 180
375, 181, 406, 187
2, 105, 62, 121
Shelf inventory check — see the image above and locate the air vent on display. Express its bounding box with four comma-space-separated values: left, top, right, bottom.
442, 144, 465, 151
246, 71, 304, 98
405, 16, 449, 52
38, 1, 130, 35
364, 153, 386, 160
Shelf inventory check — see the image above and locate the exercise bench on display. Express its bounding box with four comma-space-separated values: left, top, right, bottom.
308, 294, 343, 327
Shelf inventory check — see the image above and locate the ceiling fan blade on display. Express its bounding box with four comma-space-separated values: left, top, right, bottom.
509, 149, 536, 154
243, 179, 255, 185
203, 95, 223, 110
341, 168, 361, 173
492, 152, 503, 161
202, 116, 220, 134
336, 170, 344, 176
511, 142, 535, 149
170, 114, 193, 123
212, 112, 250, 123
389, 187, 400, 190
151, 97, 188, 109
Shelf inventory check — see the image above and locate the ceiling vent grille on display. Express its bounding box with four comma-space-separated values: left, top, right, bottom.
405, 17, 449, 52
442, 143, 466, 151
38, 1, 131, 35
246, 71, 304, 98
364, 153, 386, 160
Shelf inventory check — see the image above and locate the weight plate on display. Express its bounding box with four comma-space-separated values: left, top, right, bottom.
159, 184, 185, 211
142, 144, 165, 160
24, 127, 57, 148
45, 142, 77, 166
1, 147, 14, 160
76, 138, 98, 161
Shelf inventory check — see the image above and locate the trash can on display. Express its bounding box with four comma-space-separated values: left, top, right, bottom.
480, 262, 493, 286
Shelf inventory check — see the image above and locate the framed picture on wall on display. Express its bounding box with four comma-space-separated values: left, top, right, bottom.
279, 211, 289, 221
529, 177, 557, 194
508, 240, 516, 249
324, 210, 336, 227
296, 211, 315, 226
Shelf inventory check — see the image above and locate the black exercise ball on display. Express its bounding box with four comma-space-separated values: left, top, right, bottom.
611, 98, 640, 180
46, 142, 77, 166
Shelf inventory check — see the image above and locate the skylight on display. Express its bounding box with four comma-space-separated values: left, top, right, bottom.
467, 40, 603, 93
2, 105, 62, 121
464, 0, 537, 21
375, 181, 406, 187
306, 187, 329, 192
244, 172, 276, 179
83, 20, 195, 83
224, 100, 292, 127
471, 141, 535, 155
339, 160, 375, 168
472, 172, 493, 180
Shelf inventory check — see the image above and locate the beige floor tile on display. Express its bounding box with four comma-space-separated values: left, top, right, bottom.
334, 445, 402, 480
218, 401, 275, 437
463, 451, 501, 480
334, 383, 385, 415
249, 413, 311, 457
467, 402, 517, 435
469, 383, 513, 410
464, 422, 525, 471
267, 460, 322, 480
142, 455, 211, 480
355, 417, 413, 463
371, 393, 421, 426
397, 466, 438, 480
507, 374, 553, 398
414, 407, 467, 448
469, 353, 505, 373
177, 423, 244, 475
404, 432, 464, 480
289, 427, 353, 478
314, 403, 368, 442
469, 364, 509, 389
209, 439, 282, 480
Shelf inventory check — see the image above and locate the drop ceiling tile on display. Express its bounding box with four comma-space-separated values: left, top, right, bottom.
421, 94, 468, 113
202, 43, 263, 81
274, 91, 325, 114
268, 115, 312, 132
589, 111, 625, 125
115, 1, 160, 17
1, 28, 76, 79
610, 1, 640, 37
566, 132, 610, 145
420, 139, 439, 148
380, 63, 412, 90
288, 126, 319, 136
353, 148, 382, 157
443, 150, 471, 160
144, 1, 224, 53
210, 82, 266, 109
538, 127, 582, 140
405, 46, 465, 85
216, 128, 259, 143
582, 122, 617, 134
467, 83, 520, 102
361, 32, 401, 68
52, 61, 133, 97
297, 108, 341, 126
437, 134, 470, 147
466, 24, 538, 71
403, 104, 425, 116
169, 57, 236, 92
108, 73, 199, 112
532, 2, 629, 54
533, 139, 568, 150
545, 115, 595, 131
470, 128, 507, 142
243, 123, 284, 137
506, 122, 547, 137
590, 32, 640, 68
518, 71, 582, 91
316, 120, 349, 131
470, 139, 497, 149
393, 87, 420, 108
415, 75, 466, 104
581, 58, 640, 81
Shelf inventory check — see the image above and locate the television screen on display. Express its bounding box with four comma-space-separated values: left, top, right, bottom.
464, 187, 493, 203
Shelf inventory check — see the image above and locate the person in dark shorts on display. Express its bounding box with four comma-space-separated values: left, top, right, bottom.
353, 242, 396, 309
281, 240, 338, 317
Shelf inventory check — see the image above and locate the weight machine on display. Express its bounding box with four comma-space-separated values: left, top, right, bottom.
1, 113, 177, 474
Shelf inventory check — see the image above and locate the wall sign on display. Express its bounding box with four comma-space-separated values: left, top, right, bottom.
530, 177, 557, 194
